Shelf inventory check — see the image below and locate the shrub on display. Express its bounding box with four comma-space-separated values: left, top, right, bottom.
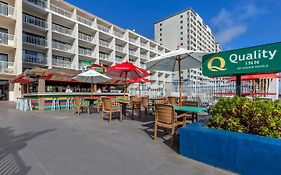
208, 97, 281, 138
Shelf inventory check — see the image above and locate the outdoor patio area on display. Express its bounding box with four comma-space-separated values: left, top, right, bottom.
0, 101, 236, 175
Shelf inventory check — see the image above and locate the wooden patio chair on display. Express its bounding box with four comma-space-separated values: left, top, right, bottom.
141, 96, 151, 117
100, 97, 122, 123
167, 96, 177, 105
154, 104, 186, 146
126, 96, 142, 119
182, 100, 199, 122
73, 97, 90, 115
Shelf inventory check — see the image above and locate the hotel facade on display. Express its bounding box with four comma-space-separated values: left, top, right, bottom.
0, 0, 172, 101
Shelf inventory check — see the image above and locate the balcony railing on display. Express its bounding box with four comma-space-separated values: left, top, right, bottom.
97, 24, 110, 33
99, 53, 110, 60
0, 2, 14, 18
115, 57, 123, 63
52, 41, 72, 52
50, 4, 73, 19
23, 14, 47, 29
23, 53, 46, 64
129, 38, 136, 43
129, 50, 137, 56
140, 54, 147, 59
77, 15, 93, 27
78, 32, 93, 43
115, 45, 124, 53
24, 0, 47, 8
52, 59, 72, 69
114, 31, 123, 38
79, 48, 92, 57
23, 34, 47, 47
140, 42, 147, 47
0, 32, 15, 47
99, 40, 111, 48
52, 23, 72, 36
0, 61, 14, 74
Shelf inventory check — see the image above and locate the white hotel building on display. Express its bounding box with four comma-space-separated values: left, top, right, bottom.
0, 0, 173, 101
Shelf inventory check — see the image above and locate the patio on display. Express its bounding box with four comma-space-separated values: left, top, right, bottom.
0, 101, 235, 175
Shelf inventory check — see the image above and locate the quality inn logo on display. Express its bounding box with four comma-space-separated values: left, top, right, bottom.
207, 57, 227, 72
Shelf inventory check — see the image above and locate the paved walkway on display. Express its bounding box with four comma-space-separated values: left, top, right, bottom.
0, 102, 236, 175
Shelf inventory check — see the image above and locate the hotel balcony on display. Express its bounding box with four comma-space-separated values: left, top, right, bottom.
99, 40, 112, 49
23, 14, 48, 30
115, 45, 125, 53
129, 38, 137, 44
140, 42, 147, 47
0, 61, 14, 74
129, 50, 137, 57
79, 48, 93, 57
23, 53, 46, 65
52, 59, 72, 69
0, 2, 15, 19
78, 32, 94, 43
23, 34, 47, 47
23, 0, 47, 9
0, 32, 15, 47
52, 23, 72, 36
77, 15, 93, 27
140, 54, 147, 60
50, 4, 73, 19
52, 41, 72, 53
97, 24, 110, 33
99, 53, 111, 61
114, 31, 123, 39
115, 57, 124, 63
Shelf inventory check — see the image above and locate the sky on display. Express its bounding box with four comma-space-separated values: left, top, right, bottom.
65, 0, 281, 51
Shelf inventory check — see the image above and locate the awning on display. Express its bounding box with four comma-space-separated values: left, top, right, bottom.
11, 74, 36, 84
230, 73, 281, 81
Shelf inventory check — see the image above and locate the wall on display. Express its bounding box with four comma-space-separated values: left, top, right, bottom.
180, 123, 281, 175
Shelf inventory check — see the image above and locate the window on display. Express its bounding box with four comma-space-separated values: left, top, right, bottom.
180, 26, 183, 29
160, 23, 162, 26
0, 53, 8, 62
180, 20, 183, 24
180, 43, 183, 46
160, 33, 162, 36
160, 38, 162, 41
160, 28, 162, 31
180, 32, 183, 35
180, 37, 183, 40
180, 15, 183, 18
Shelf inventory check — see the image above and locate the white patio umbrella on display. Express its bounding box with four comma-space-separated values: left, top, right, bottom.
145, 48, 209, 106
73, 69, 111, 96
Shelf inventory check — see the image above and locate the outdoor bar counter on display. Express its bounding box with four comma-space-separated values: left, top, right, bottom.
23, 92, 127, 111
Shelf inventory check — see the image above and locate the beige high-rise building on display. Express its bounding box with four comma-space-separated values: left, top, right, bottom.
0, 0, 172, 101
154, 8, 221, 52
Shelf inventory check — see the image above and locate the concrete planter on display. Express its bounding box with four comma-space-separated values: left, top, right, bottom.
179, 123, 281, 175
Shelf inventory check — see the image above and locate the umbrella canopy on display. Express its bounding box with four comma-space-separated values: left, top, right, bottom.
145, 48, 207, 71
73, 69, 111, 83
145, 48, 209, 106
105, 61, 149, 79
105, 61, 149, 98
127, 77, 150, 83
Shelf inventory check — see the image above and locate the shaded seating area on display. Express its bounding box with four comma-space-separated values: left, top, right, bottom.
100, 97, 123, 123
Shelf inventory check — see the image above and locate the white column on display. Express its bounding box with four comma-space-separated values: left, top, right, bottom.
12, 0, 23, 101
47, 11, 52, 68
72, 9, 79, 70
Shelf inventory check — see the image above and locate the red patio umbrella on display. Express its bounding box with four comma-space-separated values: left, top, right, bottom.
105, 61, 150, 98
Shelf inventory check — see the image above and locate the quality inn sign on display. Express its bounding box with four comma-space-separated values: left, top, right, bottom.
202, 42, 281, 77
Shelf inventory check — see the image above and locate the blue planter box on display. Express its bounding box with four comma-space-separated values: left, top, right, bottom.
180, 123, 281, 175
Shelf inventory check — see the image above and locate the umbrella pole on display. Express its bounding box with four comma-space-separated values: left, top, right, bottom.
124, 72, 127, 100
177, 57, 182, 106
91, 77, 93, 98
139, 83, 141, 97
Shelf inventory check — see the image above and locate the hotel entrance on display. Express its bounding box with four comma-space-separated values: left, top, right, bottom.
0, 80, 8, 100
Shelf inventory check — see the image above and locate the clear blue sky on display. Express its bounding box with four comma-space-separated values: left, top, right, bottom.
65, 0, 281, 51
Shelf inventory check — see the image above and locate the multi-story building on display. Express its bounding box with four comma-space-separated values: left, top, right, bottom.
154, 8, 225, 102
0, 0, 172, 101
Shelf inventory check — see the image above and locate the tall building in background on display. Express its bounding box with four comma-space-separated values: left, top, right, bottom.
154, 8, 227, 101
154, 8, 221, 52
0, 0, 172, 101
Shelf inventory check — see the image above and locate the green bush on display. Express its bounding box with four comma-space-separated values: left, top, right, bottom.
208, 97, 281, 138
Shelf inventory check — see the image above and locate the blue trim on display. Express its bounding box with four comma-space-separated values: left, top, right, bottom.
180, 123, 281, 175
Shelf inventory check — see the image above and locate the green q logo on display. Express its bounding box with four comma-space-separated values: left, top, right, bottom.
207, 57, 226, 71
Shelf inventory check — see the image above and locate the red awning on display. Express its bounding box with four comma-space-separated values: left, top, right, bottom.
11, 74, 36, 84
230, 74, 281, 81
